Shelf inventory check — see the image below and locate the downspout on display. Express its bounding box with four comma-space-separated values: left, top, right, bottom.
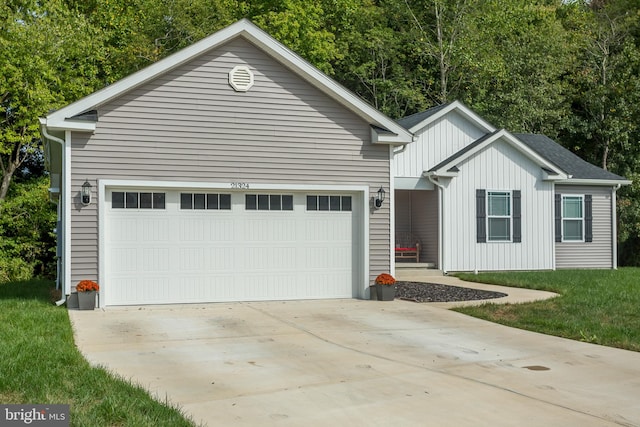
40, 123, 67, 307
393, 144, 407, 156
612, 183, 621, 269
426, 173, 445, 274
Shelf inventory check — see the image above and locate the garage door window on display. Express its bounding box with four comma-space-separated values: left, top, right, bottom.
306, 195, 352, 212
180, 193, 231, 210
112, 192, 165, 209
245, 194, 293, 211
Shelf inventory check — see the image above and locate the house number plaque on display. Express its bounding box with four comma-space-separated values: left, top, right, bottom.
230, 182, 250, 189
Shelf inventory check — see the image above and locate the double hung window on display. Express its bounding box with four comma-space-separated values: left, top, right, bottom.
561, 195, 584, 241
487, 191, 511, 241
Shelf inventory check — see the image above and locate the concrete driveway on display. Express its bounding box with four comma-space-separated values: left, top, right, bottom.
70, 294, 640, 427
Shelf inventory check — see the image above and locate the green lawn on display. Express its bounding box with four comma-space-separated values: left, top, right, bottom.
0, 279, 197, 426
454, 268, 640, 352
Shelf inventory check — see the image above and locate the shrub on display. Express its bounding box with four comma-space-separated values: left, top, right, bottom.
0, 177, 56, 282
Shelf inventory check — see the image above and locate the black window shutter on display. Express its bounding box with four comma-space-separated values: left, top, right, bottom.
585, 194, 593, 242
477, 189, 486, 243
513, 190, 521, 243
554, 194, 562, 242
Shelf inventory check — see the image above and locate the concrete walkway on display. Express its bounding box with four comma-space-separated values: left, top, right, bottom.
70, 282, 640, 426
395, 269, 559, 308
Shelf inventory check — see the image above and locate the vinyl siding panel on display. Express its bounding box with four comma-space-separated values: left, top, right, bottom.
555, 185, 613, 268
443, 140, 554, 271
394, 111, 487, 177
69, 37, 390, 289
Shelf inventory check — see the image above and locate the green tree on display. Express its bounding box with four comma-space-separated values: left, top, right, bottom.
561, 0, 640, 172
0, 0, 103, 201
333, 1, 431, 118
461, 0, 573, 135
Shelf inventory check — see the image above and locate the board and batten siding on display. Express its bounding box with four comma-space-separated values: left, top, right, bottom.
394, 110, 487, 177
394, 190, 438, 265
442, 140, 554, 272
555, 185, 614, 268
69, 36, 391, 289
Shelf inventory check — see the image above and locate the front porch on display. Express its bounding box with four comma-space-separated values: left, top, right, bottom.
394, 189, 439, 269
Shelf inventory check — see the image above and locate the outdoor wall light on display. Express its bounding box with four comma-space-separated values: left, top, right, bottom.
374, 186, 386, 209
81, 180, 92, 206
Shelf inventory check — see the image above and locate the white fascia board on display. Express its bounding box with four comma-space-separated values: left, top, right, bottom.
423, 170, 458, 178
43, 119, 96, 132
542, 171, 566, 181
561, 178, 632, 186
45, 19, 412, 144
371, 127, 410, 145
408, 100, 496, 134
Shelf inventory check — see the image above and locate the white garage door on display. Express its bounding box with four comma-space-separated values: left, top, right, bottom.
104, 189, 360, 305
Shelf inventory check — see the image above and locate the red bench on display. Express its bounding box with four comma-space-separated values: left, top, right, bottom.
395, 232, 421, 262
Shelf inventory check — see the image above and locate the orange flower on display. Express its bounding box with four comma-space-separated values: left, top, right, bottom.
76, 280, 99, 292
375, 273, 396, 286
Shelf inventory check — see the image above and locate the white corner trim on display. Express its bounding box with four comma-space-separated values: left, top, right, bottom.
98, 179, 108, 308
361, 189, 370, 299
64, 131, 72, 297
612, 185, 619, 269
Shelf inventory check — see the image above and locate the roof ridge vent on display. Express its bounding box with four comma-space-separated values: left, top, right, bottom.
229, 65, 254, 92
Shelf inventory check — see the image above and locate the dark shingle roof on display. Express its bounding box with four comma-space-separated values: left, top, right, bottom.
397, 103, 451, 130
515, 134, 626, 181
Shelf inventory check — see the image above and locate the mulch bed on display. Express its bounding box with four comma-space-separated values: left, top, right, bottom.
394, 281, 507, 303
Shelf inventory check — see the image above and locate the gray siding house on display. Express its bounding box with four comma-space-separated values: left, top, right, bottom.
41, 20, 630, 307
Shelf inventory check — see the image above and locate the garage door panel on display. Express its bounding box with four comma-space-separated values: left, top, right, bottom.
142, 219, 170, 241
105, 190, 358, 305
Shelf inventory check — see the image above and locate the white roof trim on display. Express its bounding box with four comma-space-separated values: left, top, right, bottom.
44, 19, 411, 143
431, 129, 569, 180
559, 178, 632, 186
407, 100, 496, 134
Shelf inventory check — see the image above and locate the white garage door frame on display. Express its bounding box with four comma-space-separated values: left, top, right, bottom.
98, 179, 370, 308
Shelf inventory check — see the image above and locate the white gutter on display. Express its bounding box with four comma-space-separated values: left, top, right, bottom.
561, 178, 632, 186
40, 122, 67, 307
426, 173, 446, 273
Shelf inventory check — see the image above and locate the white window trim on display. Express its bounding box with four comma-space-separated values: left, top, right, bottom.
487, 190, 512, 243
561, 194, 585, 242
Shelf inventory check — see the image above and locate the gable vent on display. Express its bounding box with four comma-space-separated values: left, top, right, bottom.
229, 65, 254, 92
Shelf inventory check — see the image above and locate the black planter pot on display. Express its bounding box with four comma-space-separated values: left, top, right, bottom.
376, 285, 396, 301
